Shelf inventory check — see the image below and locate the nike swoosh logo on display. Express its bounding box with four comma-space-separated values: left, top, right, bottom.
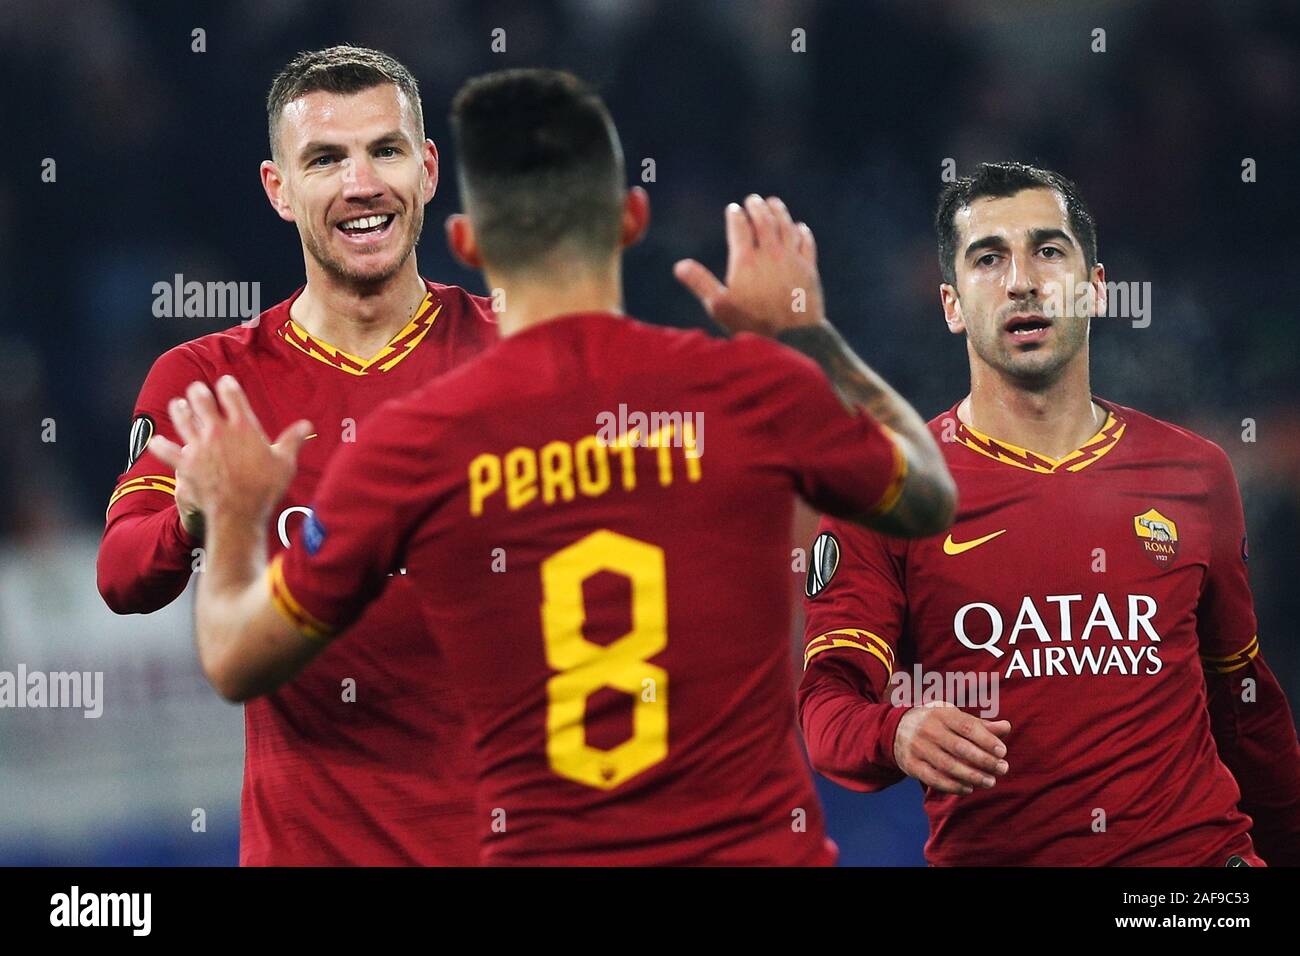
943, 529, 1007, 555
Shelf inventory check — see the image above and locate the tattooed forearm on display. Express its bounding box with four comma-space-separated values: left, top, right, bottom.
777, 321, 956, 537
778, 323, 916, 431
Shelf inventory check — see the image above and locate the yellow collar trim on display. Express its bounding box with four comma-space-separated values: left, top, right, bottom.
955, 407, 1126, 474
278, 291, 441, 376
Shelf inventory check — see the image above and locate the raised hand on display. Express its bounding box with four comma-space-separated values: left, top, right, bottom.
674, 194, 825, 337
174, 471, 206, 540
149, 375, 312, 526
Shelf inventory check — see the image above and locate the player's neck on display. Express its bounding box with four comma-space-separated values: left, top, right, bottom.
489, 262, 623, 338
961, 357, 1102, 460
290, 259, 429, 359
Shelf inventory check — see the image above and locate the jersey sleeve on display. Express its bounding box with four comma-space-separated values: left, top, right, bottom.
271, 397, 446, 639
797, 515, 910, 792
97, 345, 208, 614
1196, 445, 1300, 865
736, 335, 907, 521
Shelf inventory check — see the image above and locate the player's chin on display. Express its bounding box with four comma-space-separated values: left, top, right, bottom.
1000, 346, 1063, 379
333, 244, 408, 281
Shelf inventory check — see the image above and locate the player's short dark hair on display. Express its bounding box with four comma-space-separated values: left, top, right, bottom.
450, 68, 624, 273
266, 45, 423, 160
935, 162, 1098, 286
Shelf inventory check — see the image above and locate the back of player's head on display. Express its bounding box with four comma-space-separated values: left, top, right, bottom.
450, 69, 624, 274
266, 45, 424, 161
935, 162, 1098, 285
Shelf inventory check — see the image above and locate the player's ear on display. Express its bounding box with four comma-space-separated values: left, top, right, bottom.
422, 139, 439, 205
446, 214, 482, 269
940, 283, 965, 334
260, 160, 296, 223
620, 187, 650, 249
1088, 262, 1106, 318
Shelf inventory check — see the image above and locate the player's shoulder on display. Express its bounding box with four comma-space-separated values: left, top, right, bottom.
621, 322, 837, 406
431, 312, 774, 381
626, 323, 826, 391
426, 280, 497, 327
569, 312, 717, 352
710, 327, 818, 370
808, 511, 905, 587
596, 316, 813, 363
142, 327, 253, 387
1102, 399, 1234, 470
145, 291, 296, 379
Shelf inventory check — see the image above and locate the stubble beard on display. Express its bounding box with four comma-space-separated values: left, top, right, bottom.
303, 203, 425, 289
970, 312, 1090, 390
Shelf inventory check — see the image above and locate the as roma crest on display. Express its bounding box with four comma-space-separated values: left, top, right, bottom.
1133, 508, 1178, 565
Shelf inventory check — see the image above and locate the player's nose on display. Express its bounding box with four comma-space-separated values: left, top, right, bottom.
1005, 250, 1038, 297
339, 156, 387, 201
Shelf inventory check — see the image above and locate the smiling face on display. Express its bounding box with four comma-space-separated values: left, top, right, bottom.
940, 187, 1104, 385
263, 83, 437, 287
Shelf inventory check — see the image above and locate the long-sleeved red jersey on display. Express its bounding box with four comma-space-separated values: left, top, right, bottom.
272, 313, 907, 864
98, 280, 497, 865
800, 399, 1300, 866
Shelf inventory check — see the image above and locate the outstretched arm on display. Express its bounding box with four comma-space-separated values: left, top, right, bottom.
776, 320, 954, 537
151, 376, 318, 701
675, 194, 955, 537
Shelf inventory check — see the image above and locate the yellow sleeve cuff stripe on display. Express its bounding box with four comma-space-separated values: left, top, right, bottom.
106, 475, 177, 515
869, 428, 909, 517
266, 553, 334, 641
804, 627, 894, 673
805, 639, 892, 674
1201, 635, 1260, 674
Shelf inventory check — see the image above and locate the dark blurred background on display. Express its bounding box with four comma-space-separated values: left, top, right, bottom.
1, 0, 1297, 865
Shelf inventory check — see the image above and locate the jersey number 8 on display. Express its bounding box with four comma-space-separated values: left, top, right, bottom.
540, 530, 668, 790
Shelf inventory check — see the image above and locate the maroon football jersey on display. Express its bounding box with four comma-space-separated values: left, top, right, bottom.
800, 398, 1288, 865
99, 280, 497, 865
274, 312, 905, 865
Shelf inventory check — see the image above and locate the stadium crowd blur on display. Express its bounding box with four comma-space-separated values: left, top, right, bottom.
1, 0, 1297, 863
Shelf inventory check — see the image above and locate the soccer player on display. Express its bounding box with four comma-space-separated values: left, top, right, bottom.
799, 162, 1300, 865
96, 47, 497, 865
147, 68, 957, 865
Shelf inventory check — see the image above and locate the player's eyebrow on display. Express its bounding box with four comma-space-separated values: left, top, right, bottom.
298, 140, 344, 162
297, 131, 410, 163
1027, 227, 1076, 249
964, 228, 1077, 261
963, 234, 1008, 260
367, 131, 410, 150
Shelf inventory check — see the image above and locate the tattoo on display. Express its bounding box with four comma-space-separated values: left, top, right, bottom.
778, 323, 906, 432
776, 321, 955, 537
